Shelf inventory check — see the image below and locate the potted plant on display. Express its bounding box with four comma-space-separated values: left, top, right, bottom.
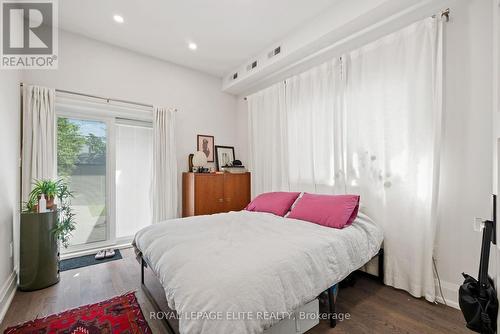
20, 178, 76, 290
24, 178, 77, 248
27, 179, 59, 210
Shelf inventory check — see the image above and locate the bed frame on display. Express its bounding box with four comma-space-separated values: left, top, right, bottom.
139, 248, 384, 334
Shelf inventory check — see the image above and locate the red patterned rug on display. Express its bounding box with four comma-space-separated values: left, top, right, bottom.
4, 292, 152, 334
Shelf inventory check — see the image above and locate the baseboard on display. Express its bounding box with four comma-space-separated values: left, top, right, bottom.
0, 271, 17, 324
434, 279, 460, 310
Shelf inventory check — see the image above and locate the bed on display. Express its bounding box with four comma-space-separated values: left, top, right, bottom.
133, 210, 383, 334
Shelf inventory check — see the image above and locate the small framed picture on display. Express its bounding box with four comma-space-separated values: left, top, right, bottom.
197, 135, 214, 162
215, 146, 235, 170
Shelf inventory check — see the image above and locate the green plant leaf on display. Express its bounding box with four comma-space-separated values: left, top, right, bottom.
26, 178, 77, 248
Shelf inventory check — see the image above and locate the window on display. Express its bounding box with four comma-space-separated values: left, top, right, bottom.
56, 99, 154, 253
57, 117, 108, 246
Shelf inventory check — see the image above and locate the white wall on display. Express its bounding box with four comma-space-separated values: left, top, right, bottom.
434, 0, 494, 307
0, 69, 21, 321
23, 31, 240, 212
235, 0, 495, 308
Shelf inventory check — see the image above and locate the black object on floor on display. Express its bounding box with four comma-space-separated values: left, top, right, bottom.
459, 194, 498, 334
59, 249, 123, 272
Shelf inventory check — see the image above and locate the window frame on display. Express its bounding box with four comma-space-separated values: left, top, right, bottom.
55, 96, 153, 256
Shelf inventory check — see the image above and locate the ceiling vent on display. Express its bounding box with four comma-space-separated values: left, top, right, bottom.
246, 60, 258, 72
267, 46, 281, 59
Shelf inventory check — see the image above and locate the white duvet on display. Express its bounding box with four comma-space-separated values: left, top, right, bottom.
134, 210, 383, 334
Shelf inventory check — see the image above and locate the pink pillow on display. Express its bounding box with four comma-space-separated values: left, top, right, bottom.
287, 193, 360, 229
245, 192, 301, 217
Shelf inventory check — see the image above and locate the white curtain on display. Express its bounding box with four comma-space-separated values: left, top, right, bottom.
285, 59, 344, 194
153, 107, 178, 222
248, 83, 288, 197
21, 85, 56, 202
247, 17, 443, 301
248, 60, 344, 196
344, 18, 443, 301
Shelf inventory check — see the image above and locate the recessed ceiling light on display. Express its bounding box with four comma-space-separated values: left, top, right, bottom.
113, 15, 124, 23
188, 42, 198, 51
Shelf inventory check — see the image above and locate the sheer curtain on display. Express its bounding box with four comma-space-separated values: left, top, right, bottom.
153, 107, 178, 222
248, 60, 344, 196
116, 121, 153, 236
21, 85, 56, 202
248, 83, 288, 196
247, 17, 443, 301
285, 59, 344, 194
344, 18, 443, 301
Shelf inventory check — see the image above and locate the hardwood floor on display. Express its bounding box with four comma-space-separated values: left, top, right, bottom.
1, 248, 468, 334
311, 278, 468, 334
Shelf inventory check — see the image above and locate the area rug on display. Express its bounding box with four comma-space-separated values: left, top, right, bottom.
4, 292, 151, 334
60, 249, 123, 272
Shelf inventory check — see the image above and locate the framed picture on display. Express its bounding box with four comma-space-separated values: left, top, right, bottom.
215, 146, 235, 170
197, 135, 214, 162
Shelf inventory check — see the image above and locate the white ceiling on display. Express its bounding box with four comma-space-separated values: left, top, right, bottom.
59, 0, 337, 77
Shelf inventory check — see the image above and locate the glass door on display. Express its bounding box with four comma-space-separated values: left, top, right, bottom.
56, 103, 154, 255
57, 116, 113, 251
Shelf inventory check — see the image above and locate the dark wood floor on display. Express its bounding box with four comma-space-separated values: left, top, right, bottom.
1, 248, 468, 334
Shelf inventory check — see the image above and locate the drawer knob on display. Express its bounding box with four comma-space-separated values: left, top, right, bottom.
218, 198, 224, 202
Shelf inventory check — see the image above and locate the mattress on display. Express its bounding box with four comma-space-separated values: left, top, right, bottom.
133, 210, 383, 334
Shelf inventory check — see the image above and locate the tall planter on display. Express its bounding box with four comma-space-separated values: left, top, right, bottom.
19, 210, 60, 291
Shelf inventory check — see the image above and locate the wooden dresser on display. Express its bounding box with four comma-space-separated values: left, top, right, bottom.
182, 172, 251, 217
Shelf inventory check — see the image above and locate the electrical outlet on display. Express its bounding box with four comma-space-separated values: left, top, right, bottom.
9, 242, 13, 258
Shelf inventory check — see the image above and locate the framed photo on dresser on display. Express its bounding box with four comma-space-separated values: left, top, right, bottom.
215, 145, 235, 170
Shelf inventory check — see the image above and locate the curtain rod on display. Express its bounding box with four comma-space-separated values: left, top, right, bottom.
440, 8, 450, 22
19, 83, 178, 111
431, 8, 450, 21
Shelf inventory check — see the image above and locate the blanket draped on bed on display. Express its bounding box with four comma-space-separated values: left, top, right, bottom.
134, 211, 383, 334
